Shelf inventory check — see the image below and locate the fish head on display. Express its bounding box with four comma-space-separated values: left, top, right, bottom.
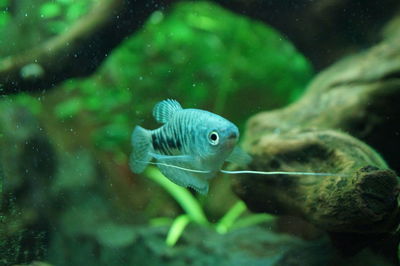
197, 111, 239, 158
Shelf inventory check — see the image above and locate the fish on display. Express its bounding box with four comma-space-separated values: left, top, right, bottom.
130, 99, 251, 194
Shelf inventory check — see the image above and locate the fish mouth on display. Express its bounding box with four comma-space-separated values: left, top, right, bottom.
226, 132, 238, 147
228, 132, 238, 140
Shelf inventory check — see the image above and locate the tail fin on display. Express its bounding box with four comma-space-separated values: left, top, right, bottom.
130, 126, 152, 173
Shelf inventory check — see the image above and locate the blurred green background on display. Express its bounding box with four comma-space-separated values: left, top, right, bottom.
0, 0, 314, 265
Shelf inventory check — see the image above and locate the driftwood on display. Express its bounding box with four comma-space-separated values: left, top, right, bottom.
234, 130, 399, 233
232, 12, 400, 250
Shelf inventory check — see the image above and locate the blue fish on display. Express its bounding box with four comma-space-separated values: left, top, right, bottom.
130, 99, 251, 194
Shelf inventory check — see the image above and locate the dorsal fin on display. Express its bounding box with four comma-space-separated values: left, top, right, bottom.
152, 99, 182, 124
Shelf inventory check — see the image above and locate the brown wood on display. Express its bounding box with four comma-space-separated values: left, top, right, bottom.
232, 16, 400, 235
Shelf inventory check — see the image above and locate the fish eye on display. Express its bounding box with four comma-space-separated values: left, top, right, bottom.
208, 131, 219, 146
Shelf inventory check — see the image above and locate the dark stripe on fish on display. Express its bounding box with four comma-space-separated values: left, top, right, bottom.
152, 131, 166, 154
172, 122, 182, 151
151, 133, 161, 152
152, 129, 181, 155
158, 130, 169, 155
179, 114, 187, 152
167, 136, 181, 150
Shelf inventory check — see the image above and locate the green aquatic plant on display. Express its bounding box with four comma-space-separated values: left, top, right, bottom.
8, 1, 313, 159
3, 1, 312, 244
0, 0, 10, 28
39, 0, 95, 34
0, 0, 95, 58
165, 214, 191, 247
145, 167, 274, 247
104, 1, 313, 123
146, 167, 208, 226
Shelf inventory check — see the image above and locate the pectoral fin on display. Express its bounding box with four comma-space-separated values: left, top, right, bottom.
157, 160, 210, 194
226, 146, 253, 166
150, 153, 209, 194
149, 152, 196, 164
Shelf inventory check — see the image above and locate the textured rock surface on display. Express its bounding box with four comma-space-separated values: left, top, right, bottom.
233, 17, 400, 229
231, 11, 400, 262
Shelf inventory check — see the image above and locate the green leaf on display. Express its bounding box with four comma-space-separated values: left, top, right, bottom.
215, 201, 247, 234
56, 0, 72, 4
40, 2, 62, 19
54, 98, 82, 119
165, 214, 191, 247
93, 122, 131, 150
230, 213, 275, 230
0, 12, 10, 27
0, 0, 8, 8
46, 21, 69, 34
145, 167, 209, 226
66, 2, 89, 21
14, 94, 42, 115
